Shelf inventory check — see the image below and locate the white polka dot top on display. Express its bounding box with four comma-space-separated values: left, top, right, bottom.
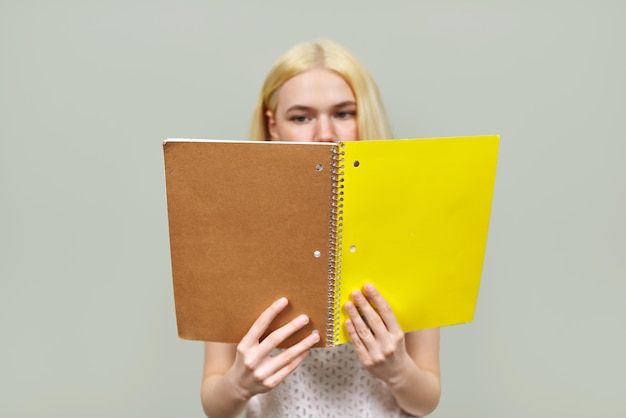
246, 343, 413, 417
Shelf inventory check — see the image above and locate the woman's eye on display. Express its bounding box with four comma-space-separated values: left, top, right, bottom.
335, 111, 355, 119
290, 115, 309, 123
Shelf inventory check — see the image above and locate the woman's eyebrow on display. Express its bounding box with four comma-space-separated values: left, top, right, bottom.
332, 101, 357, 109
285, 105, 313, 113
285, 101, 356, 113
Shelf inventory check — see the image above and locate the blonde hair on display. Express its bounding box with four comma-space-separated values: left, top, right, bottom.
250, 39, 392, 141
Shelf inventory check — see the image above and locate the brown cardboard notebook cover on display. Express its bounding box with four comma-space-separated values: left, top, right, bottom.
163, 140, 336, 348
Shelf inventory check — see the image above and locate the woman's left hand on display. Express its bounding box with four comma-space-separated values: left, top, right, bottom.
344, 283, 412, 385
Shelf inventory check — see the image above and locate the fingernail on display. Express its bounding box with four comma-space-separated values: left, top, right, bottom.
277, 297, 288, 306
299, 314, 309, 324
364, 283, 374, 292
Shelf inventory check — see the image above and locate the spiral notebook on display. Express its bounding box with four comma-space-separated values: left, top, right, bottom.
163, 135, 499, 348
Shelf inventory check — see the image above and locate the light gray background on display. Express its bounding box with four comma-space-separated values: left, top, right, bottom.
1, 1, 624, 417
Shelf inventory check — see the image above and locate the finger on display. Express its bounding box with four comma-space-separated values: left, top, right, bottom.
262, 349, 311, 389
240, 297, 289, 348
259, 313, 312, 352
350, 289, 388, 337
345, 318, 368, 357
363, 283, 403, 334
345, 300, 380, 355
261, 331, 320, 384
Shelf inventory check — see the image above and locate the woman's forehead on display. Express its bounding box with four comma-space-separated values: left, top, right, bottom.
276, 69, 355, 110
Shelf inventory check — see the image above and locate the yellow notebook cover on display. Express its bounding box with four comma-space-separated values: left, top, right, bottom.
163, 135, 499, 347
335, 135, 499, 344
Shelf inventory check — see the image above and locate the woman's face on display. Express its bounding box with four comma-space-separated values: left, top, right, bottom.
266, 68, 358, 142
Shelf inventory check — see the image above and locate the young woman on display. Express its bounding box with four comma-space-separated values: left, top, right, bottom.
201, 40, 441, 418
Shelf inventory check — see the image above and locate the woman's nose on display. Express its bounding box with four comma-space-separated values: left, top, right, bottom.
314, 116, 334, 142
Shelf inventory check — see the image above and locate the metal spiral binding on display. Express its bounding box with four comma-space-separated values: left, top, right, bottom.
326, 143, 346, 346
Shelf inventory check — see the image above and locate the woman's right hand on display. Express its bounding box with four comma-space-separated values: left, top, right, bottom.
222, 296, 320, 400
